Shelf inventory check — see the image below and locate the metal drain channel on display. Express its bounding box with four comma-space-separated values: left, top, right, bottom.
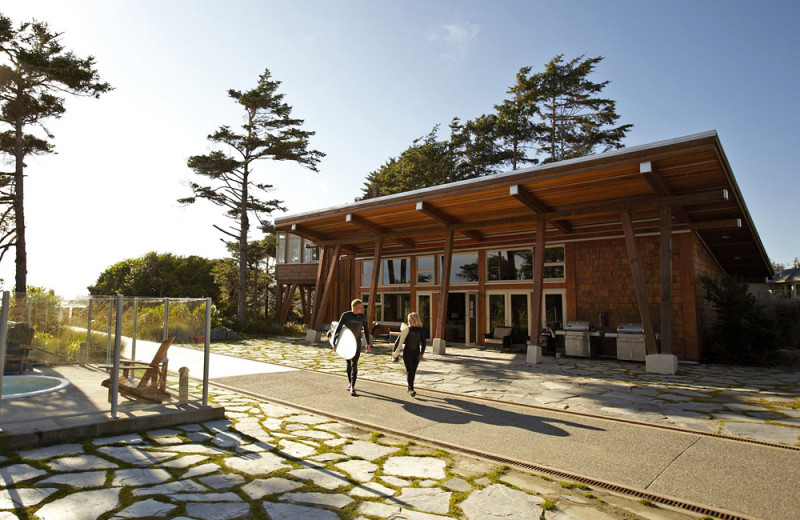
210, 380, 760, 520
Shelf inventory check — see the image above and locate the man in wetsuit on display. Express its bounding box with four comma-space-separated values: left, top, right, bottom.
332, 299, 372, 396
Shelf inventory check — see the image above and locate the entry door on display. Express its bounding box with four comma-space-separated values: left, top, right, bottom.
542, 288, 566, 330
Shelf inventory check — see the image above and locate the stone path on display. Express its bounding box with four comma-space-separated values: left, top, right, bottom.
1, 384, 699, 520
204, 338, 800, 446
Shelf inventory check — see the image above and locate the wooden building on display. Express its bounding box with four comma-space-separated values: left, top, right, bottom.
273, 131, 771, 365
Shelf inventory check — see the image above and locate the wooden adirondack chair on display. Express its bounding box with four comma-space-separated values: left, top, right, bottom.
101, 337, 175, 403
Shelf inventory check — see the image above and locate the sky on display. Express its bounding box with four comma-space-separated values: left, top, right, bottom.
1, 0, 798, 298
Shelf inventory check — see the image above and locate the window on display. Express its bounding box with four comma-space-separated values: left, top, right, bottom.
277, 233, 286, 264
361, 261, 373, 288
382, 293, 410, 322
543, 246, 565, 280
442, 253, 479, 283
304, 245, 319, 263
417, 256, 435, 284
487, 250, 532, 281
381, 258, 409, 285
288, 235, 302, 263
277, 232, 319, 264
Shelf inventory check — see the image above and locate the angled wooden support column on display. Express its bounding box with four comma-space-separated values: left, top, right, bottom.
368, 237, 384, 325
435, 229, 455, 346
309, 246, 330, 330
621, 208, 658, 355
280, 284, 298, 325
313, 244, 342, 331
530, 218, 545, 344
527, 218, 546, 364
660, 204, 673, 355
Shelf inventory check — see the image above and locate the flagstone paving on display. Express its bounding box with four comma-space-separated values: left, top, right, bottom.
206, 337, 800, 446
1, 384, 702, 519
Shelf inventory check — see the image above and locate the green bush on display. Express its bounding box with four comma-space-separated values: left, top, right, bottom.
700, 274, 778, 364
768, 300, 800, 349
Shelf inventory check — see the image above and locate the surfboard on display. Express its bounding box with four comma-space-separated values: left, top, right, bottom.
330, 322, 358, 360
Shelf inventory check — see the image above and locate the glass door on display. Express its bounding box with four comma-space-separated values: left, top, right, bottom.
416, 294, 432, 339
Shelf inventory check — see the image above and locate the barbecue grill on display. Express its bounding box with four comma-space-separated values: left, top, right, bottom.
564, 321, 596, 357
615, 322, 646, 361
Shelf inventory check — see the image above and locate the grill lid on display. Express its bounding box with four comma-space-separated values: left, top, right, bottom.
565, 320, 591, 331
617, 322, 644, 334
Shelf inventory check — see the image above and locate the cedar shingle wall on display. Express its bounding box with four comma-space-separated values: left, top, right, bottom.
571, 234, 693, 358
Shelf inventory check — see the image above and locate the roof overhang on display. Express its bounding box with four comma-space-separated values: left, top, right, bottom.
275, 131, 772, 282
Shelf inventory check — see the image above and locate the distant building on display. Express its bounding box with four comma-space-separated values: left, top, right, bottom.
768, 262, 800, 300
271, 131, 772, 362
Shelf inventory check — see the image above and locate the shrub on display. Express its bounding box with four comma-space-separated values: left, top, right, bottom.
700, 274, 778, 364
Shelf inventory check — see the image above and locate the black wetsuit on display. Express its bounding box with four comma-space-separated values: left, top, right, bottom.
400, 326, 426, 392
333, 311, 371, 390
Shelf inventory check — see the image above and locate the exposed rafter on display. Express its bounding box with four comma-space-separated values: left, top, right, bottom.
415, 201, 484, 242
509, 185, 572, 234
640, 161, 692, 224
346, 213, 414, 248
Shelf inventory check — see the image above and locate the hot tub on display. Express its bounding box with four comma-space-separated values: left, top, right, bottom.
1, 375, 70, 400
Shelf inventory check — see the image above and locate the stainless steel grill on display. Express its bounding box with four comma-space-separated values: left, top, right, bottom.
564, 321, 595, 358
616, 322, 646, 361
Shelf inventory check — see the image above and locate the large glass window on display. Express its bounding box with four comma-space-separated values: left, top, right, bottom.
277, 233, 286, 264
417, 256, 435, 284
361, 261, 373, 288
487, 250, 533, 281
443, 253, 479, 283
382, 258, 409, 285
304, 245, 319, 263
382, 293, 411, 322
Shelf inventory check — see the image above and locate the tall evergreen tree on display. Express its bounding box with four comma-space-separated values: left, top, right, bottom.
0, 14, 112, 293
533, 54, 632, 163
180, 69, 323, 328
493, 66, 541, 169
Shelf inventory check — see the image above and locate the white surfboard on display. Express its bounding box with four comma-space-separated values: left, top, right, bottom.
329, 321, 358, 360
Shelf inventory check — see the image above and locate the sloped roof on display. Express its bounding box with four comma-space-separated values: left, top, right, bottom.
772, 267, 800, 284
276, 131, 772, 282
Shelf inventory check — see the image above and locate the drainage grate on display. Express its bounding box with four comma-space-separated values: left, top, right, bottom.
211, 380, 760, 520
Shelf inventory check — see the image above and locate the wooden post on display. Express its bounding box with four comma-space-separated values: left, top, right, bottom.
368, 237, 384, 325
660, 204, 673, 355
530, 218, 546, 345
309, 246, 330, 329
435, 229, 454, 342
313, 244, 342, 331
621, 208, 658, 355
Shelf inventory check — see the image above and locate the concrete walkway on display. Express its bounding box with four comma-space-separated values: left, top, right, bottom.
2, 336, 798, 519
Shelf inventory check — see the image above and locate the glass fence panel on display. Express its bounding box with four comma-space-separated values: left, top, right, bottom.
1, 294, 210, 430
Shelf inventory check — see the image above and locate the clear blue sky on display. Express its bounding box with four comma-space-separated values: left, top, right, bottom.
2, 0, 798, 297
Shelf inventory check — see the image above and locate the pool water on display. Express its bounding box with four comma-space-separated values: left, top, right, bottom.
1, 375, 70, 399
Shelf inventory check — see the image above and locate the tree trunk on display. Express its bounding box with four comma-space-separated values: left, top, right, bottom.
13, 118, 26, 295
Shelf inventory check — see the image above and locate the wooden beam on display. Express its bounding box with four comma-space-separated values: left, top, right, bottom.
291, 224, 328, 243
310, 246, 329, 329
510, 185, 572, 234
690, 218, 742, 231
368, 237, 384, 326
529, 218, 545, 346
641, 161, 691, 224
660, 205, 673, 355
416, 201, 483, 242
621, 208, 658, 355
435, 229, 454, 341
347, 213, 414, 248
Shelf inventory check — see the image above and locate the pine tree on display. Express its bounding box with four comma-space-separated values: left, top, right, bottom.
180, 69, 323, 328
0, 14, 111, 293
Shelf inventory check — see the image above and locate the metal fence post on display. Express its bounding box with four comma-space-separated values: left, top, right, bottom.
110, 294, 124, 419
0, 291, 10, 430
203, 297, 212, 407
131, 298, 138, 361
163, 298, 170, 341
86, 297, 94, 361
